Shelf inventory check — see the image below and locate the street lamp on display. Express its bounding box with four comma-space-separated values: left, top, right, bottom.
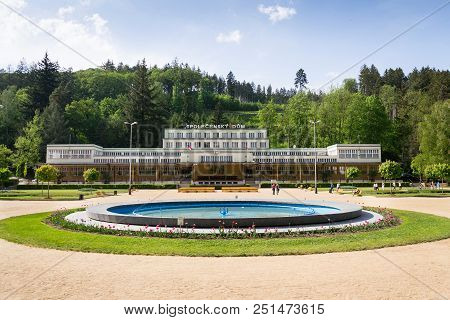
124, 121, 138, 195
309, 120, 320, 194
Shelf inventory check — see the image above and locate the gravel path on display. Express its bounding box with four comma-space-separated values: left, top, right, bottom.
0, 189, 449, 299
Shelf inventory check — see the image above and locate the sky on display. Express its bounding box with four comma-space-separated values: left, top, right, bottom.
0, 0, 449, 90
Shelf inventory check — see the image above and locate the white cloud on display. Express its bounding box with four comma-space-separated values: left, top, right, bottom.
216, 30, 242, 44
57, 6, 74, 18
0, 1, 117, 69
258, 4, 296, 23
86, 13, 108, 35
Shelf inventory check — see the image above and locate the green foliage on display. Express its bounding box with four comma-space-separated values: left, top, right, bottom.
35, 164, 59, 182
0, 145, 12, 168
35, 164, 59, 198
0, 167, 12, 188
417, 100, 449, 164
83, 168, 100, 184
345, 167, 360, 181
12, 114, 42, 177
425, 163, 449, 182
411, 154, 429, 181
379, 160, 402, 193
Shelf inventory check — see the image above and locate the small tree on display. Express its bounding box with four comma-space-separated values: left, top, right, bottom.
345, 167, 360, 186
426, 163, 449, 193
83, 168, 100, 191
411, 154, 429, 182
35, 165, 59, 199
0, 168, 12, 189
378, 160, 402, 193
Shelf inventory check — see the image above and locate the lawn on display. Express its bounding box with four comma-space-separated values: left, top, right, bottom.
0, 189, 127, 200
0, 209, 449, 256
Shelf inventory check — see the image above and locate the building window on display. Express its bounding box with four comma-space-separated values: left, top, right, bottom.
221, 133, 228, 139
223, 142, 230, 148
194, 142, 201, 148
240, 132, 246, 138
213, 132, 219, 139
185, 142, 192, 148
175, 142, 182, 148
204, 142, 211, 148
241, 142, 247, 149
232, 142, 238, 148
213, 141, 219, 148
249, 132, 255, 138
258, 132, 264, 138
186, 132, 193, 139
250, 142, 257, 148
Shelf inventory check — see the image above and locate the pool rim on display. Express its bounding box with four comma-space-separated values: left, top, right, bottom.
86, 199, 363, 228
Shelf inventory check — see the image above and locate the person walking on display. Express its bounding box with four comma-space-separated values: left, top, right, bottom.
329, 182, 334, 193
272, 183, 276, 195
381, 182, 385, 192
276, 183, 280, 195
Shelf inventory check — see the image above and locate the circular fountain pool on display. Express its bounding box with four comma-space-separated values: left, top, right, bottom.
85, 200, 363, 228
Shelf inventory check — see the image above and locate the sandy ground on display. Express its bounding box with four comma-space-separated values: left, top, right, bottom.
0, 189, 449, 300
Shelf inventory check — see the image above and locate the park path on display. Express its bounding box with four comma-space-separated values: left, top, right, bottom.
0, 189, 449, 299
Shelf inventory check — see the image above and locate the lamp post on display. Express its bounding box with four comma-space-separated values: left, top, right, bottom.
124, 121, 138, 195
309, 120, 320, 194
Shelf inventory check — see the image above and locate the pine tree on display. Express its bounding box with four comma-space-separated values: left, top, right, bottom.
124, 59, 168, 147
294, 68, 308, 91
226, 71, 236, 98
30, 53, 59, 113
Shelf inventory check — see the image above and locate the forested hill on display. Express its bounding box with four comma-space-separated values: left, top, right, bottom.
0, 53, 448, 178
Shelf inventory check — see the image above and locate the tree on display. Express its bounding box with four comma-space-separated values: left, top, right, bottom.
0, 86, 26, 147
258, 101, 281, 146
343, 78, 358, 93
359, 64, 381, 95
226, 71, 236, 98
433, 163, 449, 192
41, 100, 69, 158
345, 167, 360, 185
378, 160, 402, 193
345, 94, 390, 145
411, 154, 429, 182
83, 168, 100, 187
35, 164, 58, 198
124, 60, 167, 147
29, 52, 59, 112
294, 68, 308, 91
417, 100, 449, 164
0, 167, 12, 189
12, 114, 42, 178
382, 68, 406, 90
0, 145, 12, 168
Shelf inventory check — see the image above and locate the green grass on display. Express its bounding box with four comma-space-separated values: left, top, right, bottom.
0, 189, 127, 201
0, 209, 449, 256
317, 187, 449, 197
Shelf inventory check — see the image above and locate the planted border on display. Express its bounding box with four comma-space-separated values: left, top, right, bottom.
0, 208, 449, 256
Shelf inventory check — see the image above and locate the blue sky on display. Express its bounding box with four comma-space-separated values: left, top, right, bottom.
0, 0, 449, 90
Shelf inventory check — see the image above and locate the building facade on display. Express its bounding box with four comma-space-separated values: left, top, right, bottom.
46, 128, 381, 185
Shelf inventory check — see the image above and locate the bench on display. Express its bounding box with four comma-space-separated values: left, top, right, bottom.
178, 187, 216, 193
222, 187, 259, 192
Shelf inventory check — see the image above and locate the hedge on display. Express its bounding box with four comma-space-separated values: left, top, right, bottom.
16, 184, 177, 190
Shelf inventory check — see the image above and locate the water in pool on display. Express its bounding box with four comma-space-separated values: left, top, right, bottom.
107, 201, 340, 219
